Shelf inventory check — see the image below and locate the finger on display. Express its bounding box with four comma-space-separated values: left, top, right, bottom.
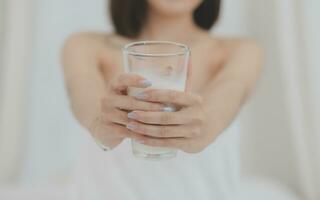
101, 108, 129, 125
111, 95, 166, 111
111, 73, 152, 93
134, 89, 202, 106
126, 121, 199, 138
127, 110, 191, 125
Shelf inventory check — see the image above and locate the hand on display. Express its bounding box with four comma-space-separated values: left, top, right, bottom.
126, 89, 212, 153
90, 73, 166, 149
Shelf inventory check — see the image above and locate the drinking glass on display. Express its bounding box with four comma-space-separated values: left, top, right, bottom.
123, 41, 190, 160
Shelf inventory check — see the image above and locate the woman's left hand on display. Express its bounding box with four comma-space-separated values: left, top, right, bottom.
126, 89, 213, 153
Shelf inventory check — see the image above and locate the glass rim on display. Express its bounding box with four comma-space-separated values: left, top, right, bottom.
122, 41, 190, 57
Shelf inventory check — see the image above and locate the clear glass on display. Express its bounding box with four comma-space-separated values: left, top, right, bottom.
123, 41, 190, 160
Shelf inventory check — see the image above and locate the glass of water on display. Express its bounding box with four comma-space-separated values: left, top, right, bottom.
123, 41, 190, 160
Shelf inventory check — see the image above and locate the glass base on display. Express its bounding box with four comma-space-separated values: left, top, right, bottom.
133, 149, 177, 161
132, 140, 177, 161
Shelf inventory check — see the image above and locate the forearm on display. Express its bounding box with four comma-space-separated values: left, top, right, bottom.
66, 76, 106, 129
62, 34, 115, 130
201, 40, 262, 140
201, 79, 247, 140
63, 56, 108, 129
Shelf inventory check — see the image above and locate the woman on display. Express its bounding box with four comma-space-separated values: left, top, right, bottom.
63, 0, 263, 199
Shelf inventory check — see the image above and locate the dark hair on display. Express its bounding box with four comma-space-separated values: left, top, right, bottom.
110, 0, 221, 38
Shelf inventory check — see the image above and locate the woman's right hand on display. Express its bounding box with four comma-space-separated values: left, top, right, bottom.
89, 73, 164, 150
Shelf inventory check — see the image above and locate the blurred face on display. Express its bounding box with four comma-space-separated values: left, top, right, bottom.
147, 0, 202, 17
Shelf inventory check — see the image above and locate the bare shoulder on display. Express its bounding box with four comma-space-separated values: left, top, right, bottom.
200, 36, 264, 90
195, 32, 263, 61
62, 32, 105, 66
206, 36, 264, 74
217, 37, 264, 60
63, 32, 123, 58
63, 32, 106, 53
62, 32, 131, 67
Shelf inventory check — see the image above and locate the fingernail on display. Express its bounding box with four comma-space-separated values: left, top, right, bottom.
128, 112, 138, 119
163, 106, 174, 112
134, 92, 148, 100
126, 123, 137, 130
140, 79, 152, 87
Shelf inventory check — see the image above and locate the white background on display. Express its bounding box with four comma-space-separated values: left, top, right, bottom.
0, 0, 319, 199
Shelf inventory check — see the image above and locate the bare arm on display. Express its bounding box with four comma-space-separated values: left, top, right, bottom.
201, 40, 263, 142
62, 33, 166, 148
62, 34, 106, 128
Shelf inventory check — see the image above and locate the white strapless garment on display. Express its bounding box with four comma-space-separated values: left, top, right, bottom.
68, 120, 241, 200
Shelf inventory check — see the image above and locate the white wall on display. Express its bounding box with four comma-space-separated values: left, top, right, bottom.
20, 0, 109, 183
216, 0, 300, 193
0, 0, 5, 102
0, 0, 35, 182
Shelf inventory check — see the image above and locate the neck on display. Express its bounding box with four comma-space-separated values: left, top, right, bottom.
139, 11, 199, 43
